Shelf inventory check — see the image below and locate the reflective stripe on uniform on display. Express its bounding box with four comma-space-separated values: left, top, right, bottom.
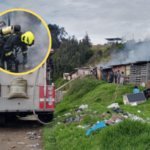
22, 51, 27, 54
5, 51, 13, 56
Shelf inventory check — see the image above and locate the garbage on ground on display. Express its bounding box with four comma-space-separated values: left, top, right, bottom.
77, 125, 90, 129
26, 132, 36, 135
63, 113, 71, 116
86, 121, 106, 135
107, 103, 120, 108
63, 114, 86, 123
57, 122, 61, 125
101, 112, 107, 117
147, 118, 150, 121
137, 110, 141, 113
105, 115, 124, 125
75, 108, 83, 113
18, 142, 25, 145
131, 102, 137, 106
36, 136, 41, 139
34, 142, 40, 147
11, 145, 16, 149
30, 136, 34, 140
112, 107, 123, 113
107, 111, 111, 114
130, 115, 145, 122
123, 93, 147, 105
79, 104, 88, 110
93, 111, 99, 114
115, 118, 123, 124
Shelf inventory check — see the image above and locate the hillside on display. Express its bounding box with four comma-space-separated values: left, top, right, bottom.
86, 43, 124, 66
43, 76, 150, 150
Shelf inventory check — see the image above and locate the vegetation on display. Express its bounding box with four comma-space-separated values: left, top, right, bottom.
51, 34, 93, 81
54, 78, 70, 91
43, 76, 149, 150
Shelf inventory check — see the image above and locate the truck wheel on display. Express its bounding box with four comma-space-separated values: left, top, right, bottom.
38, 113, 53, 123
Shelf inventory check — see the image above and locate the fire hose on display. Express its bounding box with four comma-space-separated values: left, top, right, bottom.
32, 67, 52, 125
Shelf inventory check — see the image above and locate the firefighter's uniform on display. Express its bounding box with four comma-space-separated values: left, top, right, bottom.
0, 31, 34, 72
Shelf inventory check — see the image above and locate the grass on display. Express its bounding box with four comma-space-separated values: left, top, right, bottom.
55, 78, 70, 91
43, 76, 150, 150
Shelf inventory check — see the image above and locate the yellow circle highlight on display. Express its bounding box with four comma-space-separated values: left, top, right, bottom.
0, 8, 52, 75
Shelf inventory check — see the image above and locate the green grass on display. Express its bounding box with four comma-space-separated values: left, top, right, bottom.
43, 76, 150, 150
55, 78, 70, 91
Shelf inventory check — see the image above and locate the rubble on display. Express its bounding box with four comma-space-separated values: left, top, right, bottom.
112, 107, 123, 113
107, 103, 120, 108
79, 104, 88, 110
63, 114, 86, 123
86, 121, 107, 135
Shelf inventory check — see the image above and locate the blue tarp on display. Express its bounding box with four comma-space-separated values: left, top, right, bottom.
86, 121, 106, 135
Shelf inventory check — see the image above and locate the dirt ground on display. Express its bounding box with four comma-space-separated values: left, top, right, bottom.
0, 120, 44, 150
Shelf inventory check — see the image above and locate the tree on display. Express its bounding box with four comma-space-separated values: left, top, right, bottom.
48, 24, 67, 49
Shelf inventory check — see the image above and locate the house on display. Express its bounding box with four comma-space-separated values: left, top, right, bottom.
96, 61, 150, 86
63, 71, 78, 80
75, 67, 92, 78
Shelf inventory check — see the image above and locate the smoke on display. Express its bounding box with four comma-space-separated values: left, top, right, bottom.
98, 39, 150, 68
1, 11, 49, 72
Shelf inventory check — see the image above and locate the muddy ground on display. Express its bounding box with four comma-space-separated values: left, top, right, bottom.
0, 121, 44, 150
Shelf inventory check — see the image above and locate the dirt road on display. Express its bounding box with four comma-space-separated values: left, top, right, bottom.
0, 121, 44, 150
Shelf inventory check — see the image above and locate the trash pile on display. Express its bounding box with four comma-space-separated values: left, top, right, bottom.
56, 103, 149, 136
11, 129, 42, 149
63, 114, 86, 123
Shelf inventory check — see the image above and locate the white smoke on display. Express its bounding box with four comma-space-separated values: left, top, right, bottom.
98, 39, 150, 68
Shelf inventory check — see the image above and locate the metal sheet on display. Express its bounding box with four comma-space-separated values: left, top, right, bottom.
127, 92, 146, 102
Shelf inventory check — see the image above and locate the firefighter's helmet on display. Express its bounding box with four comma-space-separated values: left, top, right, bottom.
21, 31, 34, 46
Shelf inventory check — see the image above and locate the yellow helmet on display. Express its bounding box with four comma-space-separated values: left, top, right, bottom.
21, 31, 34, 46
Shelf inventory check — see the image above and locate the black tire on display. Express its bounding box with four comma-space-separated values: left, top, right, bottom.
38, 113, 53, 123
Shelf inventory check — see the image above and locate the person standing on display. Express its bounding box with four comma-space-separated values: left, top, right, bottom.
115, 71, 117, 84
117, 70, 121, 84
120, 72, 125, 85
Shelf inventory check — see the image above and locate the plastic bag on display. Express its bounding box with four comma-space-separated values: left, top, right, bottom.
8, 78, 28, 99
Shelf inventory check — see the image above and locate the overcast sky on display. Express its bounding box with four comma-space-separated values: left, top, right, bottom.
0, 0, 150, 44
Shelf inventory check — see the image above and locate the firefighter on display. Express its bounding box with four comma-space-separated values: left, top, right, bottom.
1, 31, 34, 72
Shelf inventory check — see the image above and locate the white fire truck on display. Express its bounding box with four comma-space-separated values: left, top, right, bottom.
0, 61, 55, 124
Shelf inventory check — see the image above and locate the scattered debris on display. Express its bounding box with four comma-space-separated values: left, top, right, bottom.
63, 114, 86, 123
137, 110, 141, 113
130, 115, 145, 122
75, 108, 83, 113
101, 112, 107, 117
79, 104, 88, 110
26, 132, 36, 135
110, 115, 124, 121
107, 111, 111, 114
93, 111, 99, 114
112, 107, 123, 113
11, 145, 16, 149
107, 103, 119, 108
123, 93, 147, 105
115, 118, 123, 124
57, 122, 61, 125
34, 142, 40, 147
131, 102, 137, 106
63, 113, 71, 116
30, 136, 34, 140
86, 121, 106, 135
77, 125, 90, 129
18, 142, 25, 145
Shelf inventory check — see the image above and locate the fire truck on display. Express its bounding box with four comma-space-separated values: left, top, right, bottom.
0, 59, 55, 125
0, 13, 55, 124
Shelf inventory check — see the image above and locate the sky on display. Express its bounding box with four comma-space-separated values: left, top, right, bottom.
0, 0, 150, 45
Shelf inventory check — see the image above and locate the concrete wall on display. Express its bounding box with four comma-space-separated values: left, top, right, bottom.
55, 91, 67, 103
